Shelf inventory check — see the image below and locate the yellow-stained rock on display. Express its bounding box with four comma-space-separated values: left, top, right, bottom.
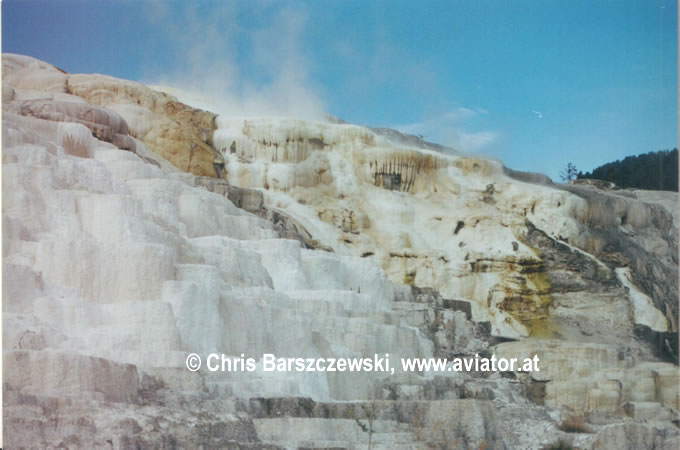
2, 54, 224, 177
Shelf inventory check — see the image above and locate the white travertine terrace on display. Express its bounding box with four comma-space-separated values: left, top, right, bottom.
3, 53, 678, 448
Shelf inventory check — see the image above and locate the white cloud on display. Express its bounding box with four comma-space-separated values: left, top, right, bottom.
395, 108, 498, 152
455, 130, 498, 151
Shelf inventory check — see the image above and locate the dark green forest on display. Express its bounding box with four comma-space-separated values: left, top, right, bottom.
577, 149, 678, 192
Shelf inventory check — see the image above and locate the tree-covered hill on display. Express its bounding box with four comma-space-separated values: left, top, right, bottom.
577, 149, 678, 192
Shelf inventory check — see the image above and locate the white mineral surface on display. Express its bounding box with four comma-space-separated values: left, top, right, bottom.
3, 53, 678, 449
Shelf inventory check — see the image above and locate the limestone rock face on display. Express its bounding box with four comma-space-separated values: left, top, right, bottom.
7, 98, 136, 152
3, 54, 679, 449
211, 115, 677, 343
68, 73, 224, 177
2, 53, 225, 177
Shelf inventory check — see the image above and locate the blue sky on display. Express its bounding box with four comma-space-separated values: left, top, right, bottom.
3, 0, 677, 180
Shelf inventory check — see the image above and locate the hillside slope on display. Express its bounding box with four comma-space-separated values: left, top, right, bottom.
3, 54, 679, 449
577, 149, 678, 192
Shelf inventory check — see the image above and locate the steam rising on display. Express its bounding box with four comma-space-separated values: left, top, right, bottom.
144, 2, 326, 120
143, 1, 498, 152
